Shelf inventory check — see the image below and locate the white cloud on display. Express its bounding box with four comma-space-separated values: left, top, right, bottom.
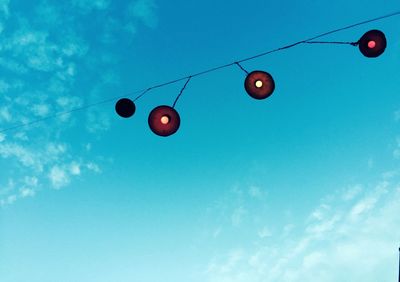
308, 203, 330, 221
48, 165, 70, 189
0, 194, 16, 206
212, 227, 222, 239
0, 0, 10, 19
0, 178, 14, 196
258, 226, 272, 238
348, 181, 388, 221
0, 143, 42, 171
282, 224, 295, 237
129, 0, 158, 28
394, 109, 400, 122
205, 178, 400, 282
367, 157, 374, 169
5, 29, 60, 72
231, 206, 247, 227
70, 162, 81, 175
306, 213, 341, 238
0, 0, 149, 206
0, 106, 12, 122
342, 184, 363, 201
0, 57, 28, 74
86, 107, 111, 133
32, 104, 50, 117
394, 136, 400, 159
207, 250, 244, 276
248, 185, 264, 199
85, 143, 92, 151
72, 0, 110, 12
24, 176, 38, 187
46, 143, 66, 157
20, 187, 35, 198
86, 162, 101, 173
55, 96, 84, 121
0, 79, 10, 93
302, 251, 326, 269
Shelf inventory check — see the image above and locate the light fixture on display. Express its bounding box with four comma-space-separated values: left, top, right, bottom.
244, 71, 275, 100
115, 98, 136, 118
358, 29, 387, 58
148, 105, 180, 137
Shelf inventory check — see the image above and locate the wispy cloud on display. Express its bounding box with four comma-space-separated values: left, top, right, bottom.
231, 206, 247, 228
0, 0, 10, 19
0, 0, 158, 205
48, 165, 70, 189
342, 184, 363, 201
72, 0, 110, 12
0, 140, 102, 205
128, 0, 158, 28
204, 175, 400, 282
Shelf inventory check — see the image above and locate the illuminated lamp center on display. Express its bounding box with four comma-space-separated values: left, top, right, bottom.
367, 40, 376, 49
160, 115, 170, 125
255, 80, 263, 88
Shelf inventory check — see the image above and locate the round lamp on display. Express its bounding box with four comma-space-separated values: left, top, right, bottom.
148, 105, 181, 137
244, 70, 275, 100
115, 98, 136, 118
358, 30, 387, 58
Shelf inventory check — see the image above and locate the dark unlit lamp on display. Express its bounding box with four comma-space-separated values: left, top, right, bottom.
148, 105, 180, 137
358, 29, 387, 58
244, 71, 275, 100
115, 98, 136, 118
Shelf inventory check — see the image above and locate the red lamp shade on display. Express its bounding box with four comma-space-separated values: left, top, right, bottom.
358, 30, 386, 58
115, 98, 136, 118
244, 71, 275, 100
148, 105, 181, 137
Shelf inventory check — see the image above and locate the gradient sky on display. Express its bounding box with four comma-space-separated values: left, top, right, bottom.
1, 0, 400, 281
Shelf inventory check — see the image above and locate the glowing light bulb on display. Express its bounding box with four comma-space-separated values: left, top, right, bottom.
161, 115, 170, 125
255, 80, 263, 88
368, 40, 376, 49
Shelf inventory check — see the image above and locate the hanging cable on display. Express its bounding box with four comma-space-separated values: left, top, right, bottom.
172, 76, 192, 108
234, 62, 249, 74
1, 10, 399, 134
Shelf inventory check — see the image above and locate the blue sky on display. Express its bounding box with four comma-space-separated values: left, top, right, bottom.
1, 0, 400, 281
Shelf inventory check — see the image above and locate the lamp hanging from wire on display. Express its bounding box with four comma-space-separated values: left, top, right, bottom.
358, 29, 387, 58
115, 98, 136, 118
147, 76, 191, 137
235, 62, 275, 100
148, 105, 181, 137
245, 70, 275, 100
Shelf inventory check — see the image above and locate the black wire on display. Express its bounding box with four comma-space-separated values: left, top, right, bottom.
304, 10, 400, 42
133, 88, 152, 102
234, 62, 249, 74
304, 41, 359, 46
172, 76, 192, 108
1, 10, 399, 134
237, 11, 400, 63
0, 88, 152, 133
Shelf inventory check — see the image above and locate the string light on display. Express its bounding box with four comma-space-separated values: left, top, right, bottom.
0, 11, 399, 136
115, 98, 136, 118
148, 105, 180, 137
358, 29, 387, 57
234, 62, 274, 100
